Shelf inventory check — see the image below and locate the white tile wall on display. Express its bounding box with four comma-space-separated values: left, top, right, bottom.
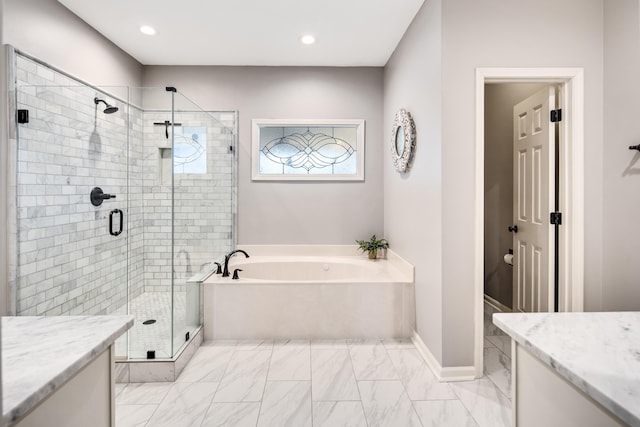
12, 54, 236, 357
15, 55, 132, 316
142, 111, 234, 295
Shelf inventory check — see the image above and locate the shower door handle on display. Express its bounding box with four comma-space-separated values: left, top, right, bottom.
109, 209, 123, 236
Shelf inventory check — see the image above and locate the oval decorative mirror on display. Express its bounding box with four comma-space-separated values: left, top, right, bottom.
391, 108, 416, 173
395, 125, 405, 157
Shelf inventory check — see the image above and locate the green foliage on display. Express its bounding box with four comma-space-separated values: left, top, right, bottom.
355, 234, 389, 253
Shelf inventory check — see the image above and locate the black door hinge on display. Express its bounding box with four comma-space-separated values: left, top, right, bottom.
550, 109, 562, 123
550, 212, 562, 225
17, 109, 29, 124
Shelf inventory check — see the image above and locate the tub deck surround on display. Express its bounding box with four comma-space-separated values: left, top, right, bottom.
203, 246, 415, 340
2, 315, 133, 426
493, 312, 640, 426
234, 244, 414, 281
228, 256, 410, 282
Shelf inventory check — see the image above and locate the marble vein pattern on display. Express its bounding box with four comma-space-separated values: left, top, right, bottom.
116, 382, 173, 405
450, 377, 512, 427
235, 339, 273, 351
312, 401, 368, 427
381, 338, 415, 350
387, 348, 458, 401
268, 340, 311, 380
310, 339, 349, 349
483, 347, 511, 398
146, 382, 219, 427
257, 380, 312, 427
357, 380, 422, 427
115, 363, 130, 383
2, 315, 133, 425
129, 361, 174, 383
413, 400, 479, 427
212, 349, 271, 402
485, 335, 512, 357
115, 404, 157, 427
484, 304, 507, 337
311, 348, 360, 401
115, 383, 126, 399
177, 344, 235, 383
201, 402, 260, 427
348, 340, 399, 380
493, 312, 640, 426
114, 337, 513, 427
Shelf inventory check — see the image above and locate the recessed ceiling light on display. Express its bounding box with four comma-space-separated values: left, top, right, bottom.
300, 34, 316, 45
140, 26, 156, 36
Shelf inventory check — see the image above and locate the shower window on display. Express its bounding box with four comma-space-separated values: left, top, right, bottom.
174, 126, 206, 174
251, 119, 365, 181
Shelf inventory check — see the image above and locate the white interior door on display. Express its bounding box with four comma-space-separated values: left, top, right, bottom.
512, 86, 555, 313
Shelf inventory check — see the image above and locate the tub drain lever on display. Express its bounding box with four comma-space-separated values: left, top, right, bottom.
232, 269, 243, 280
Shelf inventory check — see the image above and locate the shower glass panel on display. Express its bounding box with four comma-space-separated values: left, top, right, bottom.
126, 88, 235, 358
170, 93, 235, 356
14, 82, 130, 341
126, 86, 173, 359
12, 52, 236, 361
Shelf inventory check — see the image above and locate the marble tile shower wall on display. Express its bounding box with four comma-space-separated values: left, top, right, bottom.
13, 54, 235, 316
142, 111, 234, 294
14, 54, 144, 315
128, 107, 145, 303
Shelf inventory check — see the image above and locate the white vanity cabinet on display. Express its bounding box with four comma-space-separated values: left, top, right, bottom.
2, 316, 133, 427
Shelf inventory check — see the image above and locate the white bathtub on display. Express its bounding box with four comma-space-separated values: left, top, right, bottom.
202, 246, 415, 340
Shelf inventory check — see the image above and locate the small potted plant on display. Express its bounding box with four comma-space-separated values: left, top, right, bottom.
356, 234, 389, 260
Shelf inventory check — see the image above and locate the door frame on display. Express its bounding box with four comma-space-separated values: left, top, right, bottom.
474, 68, 585, 377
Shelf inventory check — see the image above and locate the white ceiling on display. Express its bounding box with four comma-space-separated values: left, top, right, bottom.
57, 0, 425, 67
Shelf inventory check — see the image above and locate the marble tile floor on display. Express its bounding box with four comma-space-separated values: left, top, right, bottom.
116, 338, 512, 427
483, 302, 512, 399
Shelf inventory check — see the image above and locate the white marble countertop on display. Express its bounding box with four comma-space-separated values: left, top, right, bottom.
2, 315, 133, 426
493, 312, 640, 427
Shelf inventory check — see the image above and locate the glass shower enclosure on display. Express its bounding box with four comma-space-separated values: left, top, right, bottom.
10, 52, 236, 360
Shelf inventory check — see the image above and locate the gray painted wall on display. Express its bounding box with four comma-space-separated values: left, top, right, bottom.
2, 0, 142, 87
441, 0, 604, 367
603, 0, 640, 311
142, 66, 385, 245
384, 0, 444, 362
386, 0, 604, 368
484, 83, 545, 309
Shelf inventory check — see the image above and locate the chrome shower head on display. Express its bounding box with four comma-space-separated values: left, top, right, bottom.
94, 97, 119, 114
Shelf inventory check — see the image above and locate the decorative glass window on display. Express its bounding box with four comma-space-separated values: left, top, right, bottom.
252, 119, 365, 181
174, 126, 206, 174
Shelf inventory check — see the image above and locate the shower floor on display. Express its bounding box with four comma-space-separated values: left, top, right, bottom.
115, 291, 195, 360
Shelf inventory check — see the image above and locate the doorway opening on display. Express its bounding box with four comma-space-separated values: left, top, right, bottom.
474, 68, 585, 378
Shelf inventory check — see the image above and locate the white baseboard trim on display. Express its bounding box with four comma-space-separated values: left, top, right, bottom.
411, 330, 477, 382
411, 330, 441, 378
483, 294, 512, 313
